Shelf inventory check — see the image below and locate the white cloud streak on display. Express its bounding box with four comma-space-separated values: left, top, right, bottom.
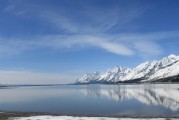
133, 41, 162, 57
69, 35, 134, 56
0, 31, 179, 57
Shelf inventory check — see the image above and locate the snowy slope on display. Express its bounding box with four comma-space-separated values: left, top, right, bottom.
76, 54, 179, 84
99, 66, 132, 82
76, 72, 100, 83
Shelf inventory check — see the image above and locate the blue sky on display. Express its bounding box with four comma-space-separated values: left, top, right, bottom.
0, 0, 179, 84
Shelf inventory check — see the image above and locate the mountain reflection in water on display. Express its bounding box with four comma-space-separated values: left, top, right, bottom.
0, 84, 178, 117
79, 84, 179, 111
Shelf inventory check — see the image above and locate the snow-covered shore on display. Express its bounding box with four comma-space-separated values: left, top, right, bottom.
9, 116, 179, 120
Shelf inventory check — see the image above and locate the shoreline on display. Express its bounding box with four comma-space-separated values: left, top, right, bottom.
1, 112, 179, 120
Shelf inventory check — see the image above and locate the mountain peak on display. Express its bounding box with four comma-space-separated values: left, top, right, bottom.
168, 54, 178, 59
111, 66, 122, 73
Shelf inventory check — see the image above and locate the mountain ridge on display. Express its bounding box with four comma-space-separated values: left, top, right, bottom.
75, 54, 179, 84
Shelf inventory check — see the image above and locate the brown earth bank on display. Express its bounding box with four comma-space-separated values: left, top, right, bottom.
0, 112, 45, 120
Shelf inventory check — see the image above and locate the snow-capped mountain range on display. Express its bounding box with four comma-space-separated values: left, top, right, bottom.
76, 54, 179, 84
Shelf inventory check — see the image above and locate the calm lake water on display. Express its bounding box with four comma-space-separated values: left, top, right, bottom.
0, 84, 179, 117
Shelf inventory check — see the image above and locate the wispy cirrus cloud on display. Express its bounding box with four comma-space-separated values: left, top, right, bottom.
3, 0, 145, 33
133, 41, 162, 57
0, 31, 179, 57
1, 0, 153, 57
1, 0, 178, 58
